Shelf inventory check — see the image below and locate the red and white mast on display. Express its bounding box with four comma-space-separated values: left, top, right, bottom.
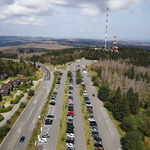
113, 35, 118, 52
104, 8, 109, 50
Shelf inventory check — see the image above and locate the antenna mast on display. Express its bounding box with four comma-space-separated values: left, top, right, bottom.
104, 8, 109, 50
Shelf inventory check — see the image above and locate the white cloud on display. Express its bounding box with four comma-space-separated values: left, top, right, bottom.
0, 0, 145, 25
79, 29, 94, 32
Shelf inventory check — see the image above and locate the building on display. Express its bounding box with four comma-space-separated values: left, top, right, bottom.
8, 80, 21, 86
0, 84, 13, 96
16, 78, 30, 82
0, 73, 8, 80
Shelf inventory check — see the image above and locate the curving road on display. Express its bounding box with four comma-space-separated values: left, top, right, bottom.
0, 64, 53, 150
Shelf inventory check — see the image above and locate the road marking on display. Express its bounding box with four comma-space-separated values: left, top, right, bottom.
27, 105, 36, 121
18, 127, 21, 132
111, 131, 114, 135
33, 119, 36, 124
39, 106, 41, 110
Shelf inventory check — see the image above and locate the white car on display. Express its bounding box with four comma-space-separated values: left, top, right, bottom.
66, 143, 75, 149
67, 133, 75, 138
38, 138, 47, 143
88, 118, 96, 122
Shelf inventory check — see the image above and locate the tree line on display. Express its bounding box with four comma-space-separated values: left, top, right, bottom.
0, 59, 38, 77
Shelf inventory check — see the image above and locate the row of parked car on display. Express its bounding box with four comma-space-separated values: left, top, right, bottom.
66, 74, 75, 150
50, 74, 62, 105
38, 73, 63, 144
81, 81, 104, 150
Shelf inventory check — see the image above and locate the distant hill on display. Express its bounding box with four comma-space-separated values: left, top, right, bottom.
0, 36, 150, 50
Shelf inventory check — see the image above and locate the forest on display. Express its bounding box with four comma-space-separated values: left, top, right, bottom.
0, 59, 38, 77
0, 46, 150, 149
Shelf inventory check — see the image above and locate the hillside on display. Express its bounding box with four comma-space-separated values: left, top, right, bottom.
0, 36, 150, 53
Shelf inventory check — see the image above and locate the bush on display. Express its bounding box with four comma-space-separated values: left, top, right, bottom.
67, 70, 72, 77
104, 101, 113, 111
0, 106, 13, 113
0, 114, 4, 121
28, 89, 34, 96
11, 93, 24, 104
19, 102, 26, 109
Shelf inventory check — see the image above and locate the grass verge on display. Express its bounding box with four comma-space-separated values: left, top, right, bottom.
78, 85, 95, 150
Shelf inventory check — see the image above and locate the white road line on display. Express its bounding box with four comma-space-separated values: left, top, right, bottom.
111, 131, 114, 135
33, 119, 36, 124
27, 105, 36, 121
39, 106, 41, 110
18, 127, 21, 132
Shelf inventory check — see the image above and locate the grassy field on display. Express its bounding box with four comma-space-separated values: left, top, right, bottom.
56, 78, 69, 150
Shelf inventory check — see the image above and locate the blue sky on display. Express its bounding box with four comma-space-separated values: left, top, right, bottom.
0, 0, 150, 41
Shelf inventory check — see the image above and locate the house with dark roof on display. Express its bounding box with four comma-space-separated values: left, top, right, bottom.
0, 84, 13, 96
0, 73, 8, 80
8, 80, 20, 86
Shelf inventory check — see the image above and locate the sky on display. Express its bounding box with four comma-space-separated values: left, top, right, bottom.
0, 0, 150, 41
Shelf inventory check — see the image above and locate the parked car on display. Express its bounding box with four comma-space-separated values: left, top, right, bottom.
50, 100, 56, 105
42, 133, 50, 138
47, 115, 54, 118
66, 143, 75, 150
94, 137, 102, 142
38, 138, 47, 143
66, 139, 74, 144
94, 143, 103, 148
67, 133, 75, 138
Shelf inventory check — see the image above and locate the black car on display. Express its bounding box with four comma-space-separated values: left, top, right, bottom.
20, 136, 25, 143
92, 94, 95, 97
68, 108, 74, 111
66, 139, 74, 144
94, 143, 103, 148
90, 122, 97, 126
94, 137, 102, 142
47, 115, 54, 118
50, 101, 56, 105
45, 122, 52, 125
53, 91, 57, 95
86, 101, 91, 104
67, 127, 74, 131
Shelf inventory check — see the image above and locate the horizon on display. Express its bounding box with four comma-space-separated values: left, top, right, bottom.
0, 35, 150, 43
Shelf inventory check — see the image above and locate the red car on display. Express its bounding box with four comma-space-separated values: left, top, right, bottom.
68, 111, 75, 115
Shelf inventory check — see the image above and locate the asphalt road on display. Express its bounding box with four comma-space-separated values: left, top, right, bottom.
35, 70, 67, 150
81, 61, 123, 150
0, 65, 53, 150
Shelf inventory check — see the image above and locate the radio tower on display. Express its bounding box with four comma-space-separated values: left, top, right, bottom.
113, 36, 118, 52
104, 8, 109, 50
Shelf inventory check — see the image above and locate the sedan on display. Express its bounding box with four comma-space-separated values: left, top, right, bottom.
94, 143, 103, 148
50, 100, 56, 105
47, 115, 54, 118
66, 139, 74, 144
20, 136, 25, 143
